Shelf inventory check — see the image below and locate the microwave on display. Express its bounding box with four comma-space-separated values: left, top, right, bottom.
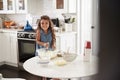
51, 18, 59, 27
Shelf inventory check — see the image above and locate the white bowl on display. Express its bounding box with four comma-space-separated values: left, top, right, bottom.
63, 53, 77, 62
38, 58, 50, 66
38, 55, 50, 65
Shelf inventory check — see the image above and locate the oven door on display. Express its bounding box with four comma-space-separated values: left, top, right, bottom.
18, 39, 36, 63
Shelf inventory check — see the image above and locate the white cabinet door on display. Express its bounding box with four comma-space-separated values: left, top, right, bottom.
0, 0, 15, 14
10, 33, 18, 65
16, 0, 41, 14
68, 0, 77, 13
1, 31, 18, 66
16, 0, 27, 13
0, 32, 3, 62
0, 0, 6, 13
6, 0, 16, 14
2, 32, 11, 62
0, 0, 40, 14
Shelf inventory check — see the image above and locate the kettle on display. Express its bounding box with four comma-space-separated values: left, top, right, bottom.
24, 21, 33, 31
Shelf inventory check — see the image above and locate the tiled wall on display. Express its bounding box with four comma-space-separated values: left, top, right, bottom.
4, 14, 27, 26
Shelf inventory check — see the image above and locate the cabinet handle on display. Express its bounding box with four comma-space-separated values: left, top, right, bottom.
91, 26, 95, 29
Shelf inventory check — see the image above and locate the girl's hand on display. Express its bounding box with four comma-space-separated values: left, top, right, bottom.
44, 42, 49, 49
52, 44, 56, 50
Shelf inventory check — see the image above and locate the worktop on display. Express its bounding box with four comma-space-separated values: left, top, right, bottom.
0, 28, 77, 36
0, 28, 23, 33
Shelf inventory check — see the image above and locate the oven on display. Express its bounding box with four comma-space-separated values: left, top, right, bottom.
17, 31, 36, 68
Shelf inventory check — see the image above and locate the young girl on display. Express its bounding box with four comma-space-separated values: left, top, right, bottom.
36, 15, 60, 80
36, 15, 56, 52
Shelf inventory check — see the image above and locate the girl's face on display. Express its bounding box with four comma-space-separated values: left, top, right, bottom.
40, 19, 49, 31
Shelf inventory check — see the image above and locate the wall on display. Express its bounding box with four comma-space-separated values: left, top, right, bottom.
4, 14, 26, 26
97, 0, 120, 80
78, 0, 92, 54
91, 0, 99, 55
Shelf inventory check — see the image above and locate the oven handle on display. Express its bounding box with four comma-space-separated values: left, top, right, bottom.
17, 38, 36, 41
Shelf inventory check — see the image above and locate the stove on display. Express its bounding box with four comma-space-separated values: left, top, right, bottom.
17, 31, 36, 70
17, 31, 36, 40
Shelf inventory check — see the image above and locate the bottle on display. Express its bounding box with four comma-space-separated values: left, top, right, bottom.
83, 41, 92, 62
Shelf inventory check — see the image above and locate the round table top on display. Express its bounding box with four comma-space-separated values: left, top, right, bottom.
23, 55, 98, 79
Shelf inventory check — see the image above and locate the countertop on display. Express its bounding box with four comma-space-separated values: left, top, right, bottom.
0, 28, 77, 36
0, 28, 23, 33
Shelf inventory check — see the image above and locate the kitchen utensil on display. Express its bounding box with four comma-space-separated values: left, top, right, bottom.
63, 53, 77, 62
24, 21, 33, 31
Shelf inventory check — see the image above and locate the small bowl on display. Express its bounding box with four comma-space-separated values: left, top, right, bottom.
38, 54, 50, 65
38, 57, 50, 66
63, 53, 77, 62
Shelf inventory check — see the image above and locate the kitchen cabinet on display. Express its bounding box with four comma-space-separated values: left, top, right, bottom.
9, 32, 18, 65
67, 0, 77, 13
0, 31, 4, 62
54, 0, 67, 12
0, 30, 18, 67
15, 0, 27, 13
0, 0, 41, 14
2, 32, 11, 63
56, 32, 77, 53
0, 0, 15, 14
52, 0, 77, 14
16, 0, 41, 14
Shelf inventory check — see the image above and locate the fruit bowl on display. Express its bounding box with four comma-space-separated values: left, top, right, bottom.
4, 21, 15, 28
62, 53, 77, 62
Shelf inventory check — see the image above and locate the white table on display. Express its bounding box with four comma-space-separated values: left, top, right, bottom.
23, 55, 98, 79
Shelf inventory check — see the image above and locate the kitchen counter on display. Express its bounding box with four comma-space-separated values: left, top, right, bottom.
55, 31, 77, 37
0, 28, 24, 33
0, 28, 77, 36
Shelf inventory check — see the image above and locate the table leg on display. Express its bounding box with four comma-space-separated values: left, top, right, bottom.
42, 77, 47, 80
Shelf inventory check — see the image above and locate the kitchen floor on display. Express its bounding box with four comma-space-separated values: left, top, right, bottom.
0, 64, 50, 80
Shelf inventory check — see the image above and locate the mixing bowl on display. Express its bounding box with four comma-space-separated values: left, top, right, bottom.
62, 53, 77, 62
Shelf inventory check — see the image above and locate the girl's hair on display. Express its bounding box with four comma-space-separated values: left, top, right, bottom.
37, 15, 56, 45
